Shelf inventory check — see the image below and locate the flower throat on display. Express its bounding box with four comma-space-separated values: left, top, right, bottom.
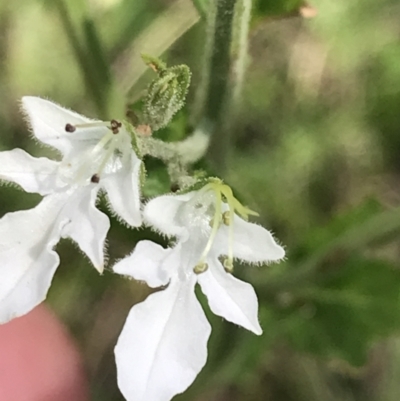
64, 119, 123, 184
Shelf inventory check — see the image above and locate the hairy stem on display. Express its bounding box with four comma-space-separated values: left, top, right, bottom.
138, 136, 196, 187
195, 0, 252, 171
204, 0, 236, 126
231, 0, 252, 107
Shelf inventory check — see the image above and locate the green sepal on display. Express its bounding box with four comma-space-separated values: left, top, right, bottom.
139, 162, 147, 188
123, 121, 142, 159
123, 121, 147, 188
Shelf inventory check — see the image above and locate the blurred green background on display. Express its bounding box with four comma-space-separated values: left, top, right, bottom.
2, 0, 400, 400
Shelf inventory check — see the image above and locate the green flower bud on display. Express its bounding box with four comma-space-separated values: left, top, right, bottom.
142, 55, 191, 132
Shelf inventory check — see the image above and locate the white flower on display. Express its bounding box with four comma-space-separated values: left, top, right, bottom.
0, 97, 142, 323
113, 180, 284, 401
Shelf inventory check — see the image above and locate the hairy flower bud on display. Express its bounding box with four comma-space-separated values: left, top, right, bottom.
142, 55, 191, 131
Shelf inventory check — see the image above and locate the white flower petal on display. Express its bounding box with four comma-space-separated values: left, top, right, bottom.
22, 97, 87, 154
115, 276, 211, 401
216, 215, 285, 263
144, 193, 192, 238
61, 187, 109, 272
0, 194, 68, 323
102, 154, 142, 227
114, 240, 170, 287
197, 256, 262, 335
22, 97, 107, 155
0, 149, 59, 195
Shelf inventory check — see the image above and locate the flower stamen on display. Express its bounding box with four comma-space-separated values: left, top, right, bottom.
192, 179, 259, 273
110, 119, 122, 134
94, 141, 117, 178
65, 123, 76, 132
197, 186, 222, 266
223, 257, 234, 273
64, 120, 122, 134
91, 173, 100, 183
220, 185, 235, 270
193, 262, 208, 274
67, 122, 125, 184
222, 211, 230, 226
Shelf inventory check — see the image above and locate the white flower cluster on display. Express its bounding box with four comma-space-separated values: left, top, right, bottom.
0, 97, 285, 401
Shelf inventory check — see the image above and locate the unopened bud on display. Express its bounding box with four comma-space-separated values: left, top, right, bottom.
142, 56, 191, 131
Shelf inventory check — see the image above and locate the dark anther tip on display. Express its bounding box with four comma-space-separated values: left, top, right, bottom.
91, 174, 100, 183
110, 119, 122, 134
65, 123, 76, 133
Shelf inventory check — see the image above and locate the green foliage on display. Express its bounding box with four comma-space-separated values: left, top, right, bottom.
142, 55, 191, 132
250, 199, 400, 370
254, 0, 304, 17
191, 0, 210, 18
293, 199, 383, 259
273, 257, 400, 366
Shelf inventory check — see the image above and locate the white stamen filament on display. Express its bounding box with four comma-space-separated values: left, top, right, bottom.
94, 133, 118, 175
198, 187, 222, 265
73, 130, 116, 183
91, 130, 115, 155
74, 122, 110, 129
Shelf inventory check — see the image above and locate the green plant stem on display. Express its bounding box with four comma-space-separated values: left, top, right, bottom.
196, 0, 252, 171
206, 0, 236, 117
231, 0, 252, 106
139, 136, 195, 187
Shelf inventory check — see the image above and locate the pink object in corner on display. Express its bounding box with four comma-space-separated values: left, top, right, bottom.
0, 305, 89, 401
